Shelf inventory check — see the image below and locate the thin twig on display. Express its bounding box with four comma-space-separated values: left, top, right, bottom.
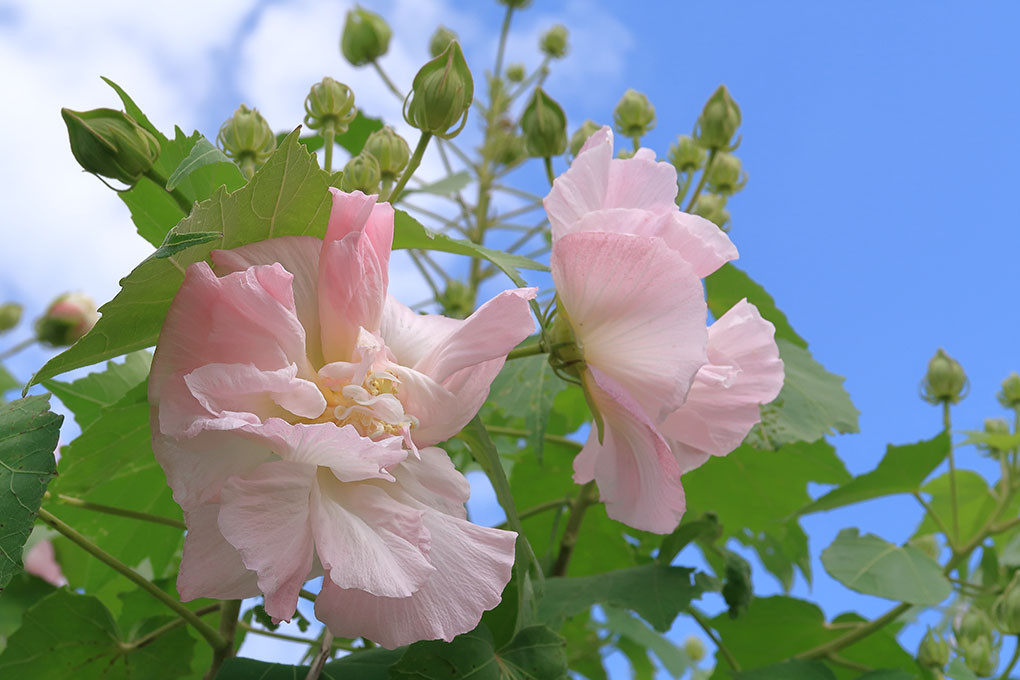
688, 606, 740, 671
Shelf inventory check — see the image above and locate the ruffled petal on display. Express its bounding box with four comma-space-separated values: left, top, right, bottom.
177, 503, 260, 602
378, 296, 460, 370
551, 231, 707, 420
574, 367, 686, 534
388, 446, 470, 519
545, 127, 613, 240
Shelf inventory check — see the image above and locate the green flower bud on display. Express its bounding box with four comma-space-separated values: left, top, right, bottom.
993, 573, 1020, 634
693, 193, 730, 229
696, 85, 742, 151
303, 77, 357, 134
505, 63, 526, 83
363, 126, 410, 181
340, 152, 381, 195
539, 24, 568, 59
722, 551, 753, 619
683, 635, 706, 662
340, 6, 391, 67
483, 118, 526, 168
521, 88, 567, 157
437, 280, 474, 319
920, 348, 968, 405
0, 303, 23, 333
61, 107, 160, 187
668, 134, 706, 173
998, 373, 1020, 409
429, 25, 458, 59
986, 418, 1010, 435
909, 534, 940, 561
217, 105, 276, 167
917, 628, 950, 670
957, 608, 995, 647
963, 634, 998, 677
404, 41, 474, 139
569, 120, 601, 158
616, 148, 635, 159
498, 0, 532, 7
548, 311, 584, 379
35, 293, 98, 347
613, 89, 655, 140
707, 152, 747, 195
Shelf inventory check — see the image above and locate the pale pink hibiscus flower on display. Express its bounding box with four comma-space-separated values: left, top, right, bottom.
546, 127, 783, 534
149, 188, 536, 648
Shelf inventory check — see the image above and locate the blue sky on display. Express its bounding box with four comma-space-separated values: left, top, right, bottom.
1, 0, 1019, 675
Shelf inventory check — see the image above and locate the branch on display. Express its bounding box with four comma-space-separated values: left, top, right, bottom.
688, 606, 740, 671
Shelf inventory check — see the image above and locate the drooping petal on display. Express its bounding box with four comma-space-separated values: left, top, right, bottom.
574, 367, 686, 534
177, 503, 261, 602
660, 299, 784, 472
552, 231, 708, 420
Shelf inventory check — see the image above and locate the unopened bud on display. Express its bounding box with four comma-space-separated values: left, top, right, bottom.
707, 152, 747, 195
404, 41, 474, 139
303, 77, 357, 134
986, 418, 1010, 436
363, 126, 409, 181
683, 635, 706, 662
693, 193, 730, 229
61, 108, 160, 187
548, 313, 584, 379
340, 7, 391, 67
917, 628, 950, 670
696, 85, 741, 151
993, 573, 1020, 634
505, 63, 526, 83
722, 551, 753, 619
616, 149, 635, 159
521, 88, 567, 157
998, 373, 1020, 409
0, 303, 23, 333
963, 634, 998, 677
217, 105, 276, 167
568, 120, 601, 158
957, 608, 995, 647
437, 280, 474, 319
35, 293, 98, 347
909, 534, 940, 561
484, 118, 526, 167
429, 25, 458, 59
668, 134, 706, 173
539, 24, 568, 59
920, 348, 968, 405
613, 89, 655, 140
340, 153, 381, 195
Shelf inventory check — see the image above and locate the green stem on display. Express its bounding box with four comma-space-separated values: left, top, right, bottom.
50, 492, 187, 530
239, 155, 256, 181
551, 481, 598, 576
387, 132, 432, 204
205, 600, 241, 680
485, 425, 582, 451
143, 167, 193, 215
492, 183, 543, 202
998, 636, 1020, 680
911, 491, 954, 550
125, 604, 220, 651
305, 630, 335, 680
0, 337, 36, 362
944, 400, 960, 544
631, 136, 641, 152
38, 507, 226, 651
826, 653, 872, 672
543, 156, 555, 186
506, 342, 545, 361
688, 606, 740, 671
493, 5, 514, 77
371, 59, 403, 99
496, 497, 573, 530
237, 621, 357, 651
683, 150, 717, 213
299, 588, 318, 603
322, 120, 335, 174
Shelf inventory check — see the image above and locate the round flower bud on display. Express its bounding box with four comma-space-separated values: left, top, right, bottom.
484, 118, 526, 168
521, 88, 567, 157
909, 534, 940, 561
693, 193, 730, 229
722, 552, 753, 619
962, 634, 998, 677
363, 126, 410, 181
993, 574, 1020, 634
505, 63, 526, 83
303, 77, 357, 134
429, 25, 458, 59
696, 85, 742, 151
668, 134, 706, 174
437, 280, 474, 320
616, 149, 635, 160
340, 7, 391, 67
217, 104, 276, 166
539, 24, 568, 59
707, 152, 747, 195
61, 107, 160, 187
683, 635, 706, 662
986, 418, 1010, 436
0, 303, 23, 333
35, 293, 99, 347
569, 120, 601, 158
613, 89, 655, 140
548, 313, 584, 379
957, 608, 995, 647
340, 152, 381, 195
920, 348, 968, 405
998, 373, 1020, 409
403, 41, 474, 139
917, 628, 950, 670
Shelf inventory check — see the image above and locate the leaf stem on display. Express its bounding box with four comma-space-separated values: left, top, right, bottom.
683, 150, 716, 213
825, 653, 872, 672
944, 400, 960, 544
543, 156, 555, 187
387, 132, 432, 204
507, 342, 545, 361
124, 604, 220, 651
0, 337, 36, 362
688, 606, 741, 671
49, 492, 186, 530
551, 481, 598, 576
237, 621, 358, 651
205, 600, 242, 680
998, 636, 1020, 680
144, 167, 194, 215
371, 59, 403, 100
496, 497, 573, 530
484, 424, 582, 451
911, 491, 954, 550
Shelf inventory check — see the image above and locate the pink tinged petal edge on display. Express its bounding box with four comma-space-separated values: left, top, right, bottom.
545, 126, 612, 240
378, 295, 460, 370
177, 503, 261, 603
574, 367, 686, 534
315, 511, 516, 649
660, 299, 784, 472
217, 461, 318, 621
551, 231, 708, 421
22, 540, 66, 587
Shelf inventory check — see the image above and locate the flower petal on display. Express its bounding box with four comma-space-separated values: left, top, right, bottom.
22, 540, 66, 587
177, 503, 260, 602
378, 296, 460, 370
389, 446, 470, 519
545, 127, 612, 240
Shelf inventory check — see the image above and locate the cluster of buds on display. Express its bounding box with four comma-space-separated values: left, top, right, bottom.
404, 41, 474, 139
539, 24, 568, 59
217, 105, 276, 178
35, 293, 99, 348
695, 84, 742, 151
521, 88, 567, 157
303, 77, 358, 136
955, 608, 999, 676
341, 7, 391, 66
920, 348, 968, 405
61, 107, 160, 187
613, 89, 655, 142
0, 303, 23, 333
917, 628, 950, 671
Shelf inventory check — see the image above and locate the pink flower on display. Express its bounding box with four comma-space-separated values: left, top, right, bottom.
23, 539, 67, 587
546, 127, 784, 534
149, 188, 537, 648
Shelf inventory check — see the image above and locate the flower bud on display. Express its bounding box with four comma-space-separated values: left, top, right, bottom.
404, 41, 474, 139
683, 635, 706, 662
707, 152, 747, 195
722, 551, 753, 619
505, 63, 526, 83
437, 280, 474, 320
986, 418, 1010, 436
303, 77, 357, 134
0, 303, 23, 333
340, 152, 381, 195
693, 193, 730, 229
909, 534, 940, 561
363, 126, 410, 181
993, 573, 1020, 634
539, 24, 568, 59
920, 348, 968, 405
696, 85, 742, 151
340, 6, 391, 67
216, 105, 276, 166
616, 149, 635, 160
35, 293, 98, 347
61, 107, 160, 187
957, 608, 995, 647
521, 88, 567, 157
962, 634, 998, 677
998, 373, 1020, 409
498, 0, 532, 7
668, 134, 706, 173
429, 25, 458, 59
917, 628, 950, 669
613, 89, 655, 140
482, 119, 526, 168
569, 120, 601, 158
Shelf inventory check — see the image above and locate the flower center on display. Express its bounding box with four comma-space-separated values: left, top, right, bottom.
317, 369, 419, 443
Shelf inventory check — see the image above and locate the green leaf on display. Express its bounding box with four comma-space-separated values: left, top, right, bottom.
0, 396, 61, 591
42, 350, 151, 430
944, 658, 979, 680
537, 564, 703, 632
0, 590, 194, 679
735, 660, 835, 680
215, 647, 403, 680
0, 365, 18, 403
821, 528, 951, 605
658, 515, 722, 566
617, 635, 655, 680
151, 230, 223, 259
800, 433, 950, 515
602, 607, 691, 677
706, 263, 807, 349
166, 136, 243, 191
29, 130, 335, 386
390, 624, 568, 680
0, 571, 55, 653
559, 612, 607, 680
748, 339, 859, 449
915, 470, 1010, 546
487, 354, 567, 463
856, 672, 917, 680
960, 429, 1020, 451
735, 518, 811, 591
407, 170, 472, 196
279, 111, 383, 157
